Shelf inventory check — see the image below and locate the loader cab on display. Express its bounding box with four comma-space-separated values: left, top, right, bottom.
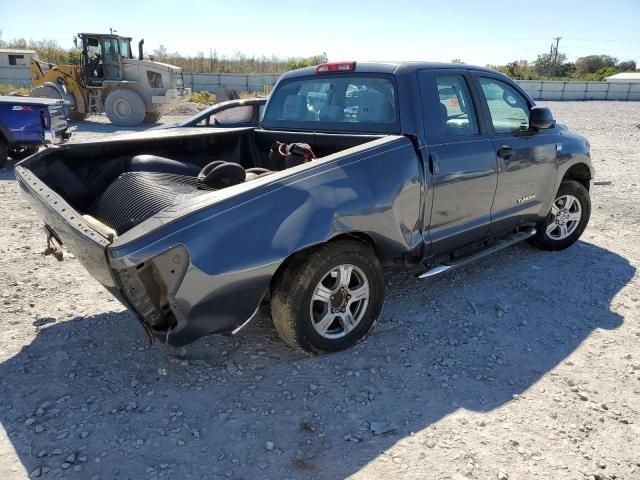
78, 33, 133, 86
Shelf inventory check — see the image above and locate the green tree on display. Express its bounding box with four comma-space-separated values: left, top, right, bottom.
617, 60, 637, 71
574, 55, 618, 77
533, 52, 569, 78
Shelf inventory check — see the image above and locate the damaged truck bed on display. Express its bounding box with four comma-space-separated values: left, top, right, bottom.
16, 125, 422, 347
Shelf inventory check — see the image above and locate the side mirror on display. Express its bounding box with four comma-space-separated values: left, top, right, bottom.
529, 106, 555, 129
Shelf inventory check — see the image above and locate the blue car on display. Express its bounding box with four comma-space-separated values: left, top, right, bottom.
0, 96, 70, 168
150, 97, 266, 130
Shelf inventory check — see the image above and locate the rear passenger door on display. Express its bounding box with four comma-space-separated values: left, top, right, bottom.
419, 70, 498, 255
473, 74, 559, 233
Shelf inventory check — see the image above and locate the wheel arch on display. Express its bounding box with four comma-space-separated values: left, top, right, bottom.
562, 162, 592, 191
269, 231, 378, 295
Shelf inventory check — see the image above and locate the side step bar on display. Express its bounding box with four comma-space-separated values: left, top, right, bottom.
417, 228, 536, 279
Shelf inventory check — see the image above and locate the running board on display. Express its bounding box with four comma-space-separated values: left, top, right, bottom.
417, 228, 536, 279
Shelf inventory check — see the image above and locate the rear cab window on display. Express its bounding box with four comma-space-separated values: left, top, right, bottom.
419, 70, 482, 142
262, 74, 399, 133
435, 75, 479, 136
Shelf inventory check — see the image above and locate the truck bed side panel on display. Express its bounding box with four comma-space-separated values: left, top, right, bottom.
108, 136, 423, 344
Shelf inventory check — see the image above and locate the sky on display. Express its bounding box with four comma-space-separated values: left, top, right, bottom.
1, 0, 639, 66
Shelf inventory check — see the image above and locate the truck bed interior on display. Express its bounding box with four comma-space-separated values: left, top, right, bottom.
22, 128, 384, 236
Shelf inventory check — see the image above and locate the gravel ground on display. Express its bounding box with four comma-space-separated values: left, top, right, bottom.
0, 102, 639, 480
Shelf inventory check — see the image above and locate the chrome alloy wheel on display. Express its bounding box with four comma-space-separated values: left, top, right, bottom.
309, 264, 370, 339
546, 194, 582, 240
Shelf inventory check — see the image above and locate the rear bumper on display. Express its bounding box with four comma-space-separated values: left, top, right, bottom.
110, 244, 270, 346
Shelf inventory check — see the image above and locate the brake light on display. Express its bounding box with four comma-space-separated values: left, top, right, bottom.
316, 62, 356, 73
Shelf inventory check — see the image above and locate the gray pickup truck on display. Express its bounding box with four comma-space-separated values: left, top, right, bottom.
15, 61, 593, 353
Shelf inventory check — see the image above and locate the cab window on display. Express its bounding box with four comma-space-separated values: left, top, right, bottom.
196, 105, 254, 126
479, 78, 530, 134
263, 75, 399, 133
435, 75, 479, 136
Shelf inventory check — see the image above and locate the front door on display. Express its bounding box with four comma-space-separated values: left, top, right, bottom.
100, 37, 122, 81
419, 70, 498, 256
474, 74, 559, 233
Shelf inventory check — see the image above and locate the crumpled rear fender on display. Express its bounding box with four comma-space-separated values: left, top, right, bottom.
108, 136, 424, 343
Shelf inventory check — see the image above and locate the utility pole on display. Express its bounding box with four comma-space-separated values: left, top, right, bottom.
551, 36, 562, 78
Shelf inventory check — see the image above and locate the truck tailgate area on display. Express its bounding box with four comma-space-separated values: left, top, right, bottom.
15, 166, 120, 297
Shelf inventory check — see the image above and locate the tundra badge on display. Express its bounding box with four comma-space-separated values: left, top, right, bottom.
516, 194, 536, 204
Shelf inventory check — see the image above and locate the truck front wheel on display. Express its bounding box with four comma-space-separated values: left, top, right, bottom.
105, 89, 146, 127
531, 179, 591, 251
271, 239, 385, 353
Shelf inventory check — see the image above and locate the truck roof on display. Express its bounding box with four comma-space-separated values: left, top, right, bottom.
280, 61, 498, 80
0, 96, 68, 106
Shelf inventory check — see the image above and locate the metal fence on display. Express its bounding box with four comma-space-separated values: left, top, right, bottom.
2, 65, 640, 100
515, 80, 640, 101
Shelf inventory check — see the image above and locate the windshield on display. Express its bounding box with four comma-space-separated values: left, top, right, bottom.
262, 74, 399, 133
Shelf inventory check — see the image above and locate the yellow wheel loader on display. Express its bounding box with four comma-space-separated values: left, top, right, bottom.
30, 33, 191, 126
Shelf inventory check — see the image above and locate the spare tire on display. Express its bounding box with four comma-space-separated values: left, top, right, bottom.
105, 89, 146, 126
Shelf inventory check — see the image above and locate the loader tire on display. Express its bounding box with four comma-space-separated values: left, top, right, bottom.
105, 89, 146, 127
30, 85, 72, 119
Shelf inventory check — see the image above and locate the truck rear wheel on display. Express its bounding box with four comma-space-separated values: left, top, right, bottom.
105, 89, 146, 127
271, 239, 385, 353
531, 179, 591, 251
8, 146, 38, 161
0, 137, 8, 169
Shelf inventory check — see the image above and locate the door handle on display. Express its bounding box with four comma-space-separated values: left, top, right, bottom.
429, 153, 440, 174
497, 145, 514, 159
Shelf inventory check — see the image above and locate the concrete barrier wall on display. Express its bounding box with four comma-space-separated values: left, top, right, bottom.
183, 73, 281, 94
2, 65, 639, 100
0, 65, 33, 87
515, 80, 640, 101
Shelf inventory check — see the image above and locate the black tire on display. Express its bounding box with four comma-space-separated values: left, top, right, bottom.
0, 137, 8, 169
8, 145, 38, 161
69, 110, 89, 121
531, 179, 591, 251
105, 89, 146, 127
144, 111, 163, 123
271, 239, 385, 353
